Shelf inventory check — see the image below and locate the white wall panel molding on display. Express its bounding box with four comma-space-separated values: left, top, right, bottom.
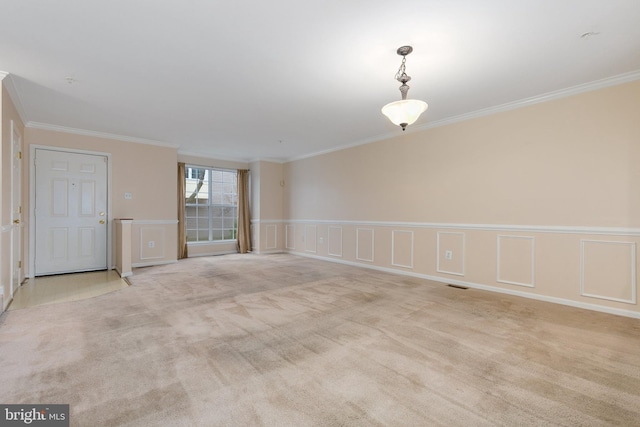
286, 225, 295, 249
356, 228, 374, 262
391, 230, 414, 269
328, 226, 343, 257
580, 240, 636, 304
287, 250, 640, 320
265, 224, 277, 250
139, 227, 165, 260
497, 235, 535, 288
436, 232, 465, 276
282, 219, 640, 236
304, 225, 317, 253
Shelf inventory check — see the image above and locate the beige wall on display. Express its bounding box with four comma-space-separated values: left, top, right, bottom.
283, 80, 640, 318
1, 78, 26, 311
25, 128, 178, 272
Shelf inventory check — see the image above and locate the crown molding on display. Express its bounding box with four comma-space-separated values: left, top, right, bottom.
414, 69, 640, 132
0, 72, 28, 124
26, 122, 180, 149
177, 149, 252, 164
285, 69, 640, 163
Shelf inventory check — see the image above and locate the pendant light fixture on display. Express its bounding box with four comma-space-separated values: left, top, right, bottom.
381, 46, 428, 131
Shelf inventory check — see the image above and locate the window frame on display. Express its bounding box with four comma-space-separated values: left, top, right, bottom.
185, 165, 238, 244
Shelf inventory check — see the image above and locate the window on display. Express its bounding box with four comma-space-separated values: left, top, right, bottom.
185, 166, 238, 242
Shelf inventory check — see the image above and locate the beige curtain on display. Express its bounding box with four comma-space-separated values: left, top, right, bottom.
236, 169, 251, 253
177, 163, 188, 259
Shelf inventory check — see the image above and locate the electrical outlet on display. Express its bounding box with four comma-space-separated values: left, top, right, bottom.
124, 192, 133, 200
148, 241, 155, 248
319, 237, 324, 244
445, 250, 453, 260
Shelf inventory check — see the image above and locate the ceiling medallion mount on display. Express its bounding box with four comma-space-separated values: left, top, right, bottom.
381, 45, 428, 131
397, 45, 413, 56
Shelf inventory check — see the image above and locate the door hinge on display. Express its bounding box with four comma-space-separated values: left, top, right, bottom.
19, 206, 22, 214
18, 151, 22, 159
18, 261, 22, 268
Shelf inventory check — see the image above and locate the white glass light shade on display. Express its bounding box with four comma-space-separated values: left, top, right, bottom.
381, 99, 428, 130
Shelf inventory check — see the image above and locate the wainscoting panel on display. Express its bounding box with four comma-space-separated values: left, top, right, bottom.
286, 225, 295, 249
305, 225, 317, 253
266, 224, 277, 250
581, 240, 636, 304
328, 226, 343, 257
392, 230, 413, 268
497, 235, 535, 287
437, 232, 465, 276
356, 228, 374, 262
282, 220, 640, 318
140, 227, 165, 260
131, 220, 178, 267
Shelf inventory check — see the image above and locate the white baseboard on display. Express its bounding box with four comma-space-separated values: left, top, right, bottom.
132, 260, 178, 268
114, 266, 133, 278
287, 250, 640, 320
188, 250, 238, 258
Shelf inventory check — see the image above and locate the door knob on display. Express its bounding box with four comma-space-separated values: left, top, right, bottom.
13, 219, 20, 224
99, 219, 105, 224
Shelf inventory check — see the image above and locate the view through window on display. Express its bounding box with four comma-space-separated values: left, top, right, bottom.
185, 167, 238, 242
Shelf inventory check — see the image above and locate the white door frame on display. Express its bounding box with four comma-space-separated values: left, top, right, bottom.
10, 120, 23, 296
29, 145, 113, 278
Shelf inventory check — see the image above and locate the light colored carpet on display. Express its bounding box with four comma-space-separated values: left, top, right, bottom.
0, 254, 639, 426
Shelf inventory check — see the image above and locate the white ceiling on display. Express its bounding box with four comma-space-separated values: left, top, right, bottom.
1, 0, 639, 162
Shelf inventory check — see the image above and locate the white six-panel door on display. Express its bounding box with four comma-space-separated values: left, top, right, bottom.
35, 149, 108, 275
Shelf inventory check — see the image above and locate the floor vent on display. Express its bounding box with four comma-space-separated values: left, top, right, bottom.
447, 284, 468, 290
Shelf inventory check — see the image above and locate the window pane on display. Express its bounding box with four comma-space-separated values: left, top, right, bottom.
185, 167, 238, 242
211, 229, 223, 241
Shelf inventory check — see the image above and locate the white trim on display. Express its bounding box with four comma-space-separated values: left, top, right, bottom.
1, 73, 28, 123
286, 250, 640, 320
132, 219, 178, 225
281, 219, 640, 236
580, 240, 636, 304
179, 149, 256, 164
132, 260, 178, 268
114, 266, 133, 278
305, 225, 317, 253
286, 225, 295, 250
497, 235, 536, 288
256, 249, 284, 255
436, 232, 466, 276
391, 230, 414, 269
285, 70, 640, 163
27, 122, 179, 149
266, 224, 277, 250
327, 226, 343, 257
29, 145, 113, 279
356, 228, 375, 263
187, 250, 238, 258
187, 239, 237, 246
